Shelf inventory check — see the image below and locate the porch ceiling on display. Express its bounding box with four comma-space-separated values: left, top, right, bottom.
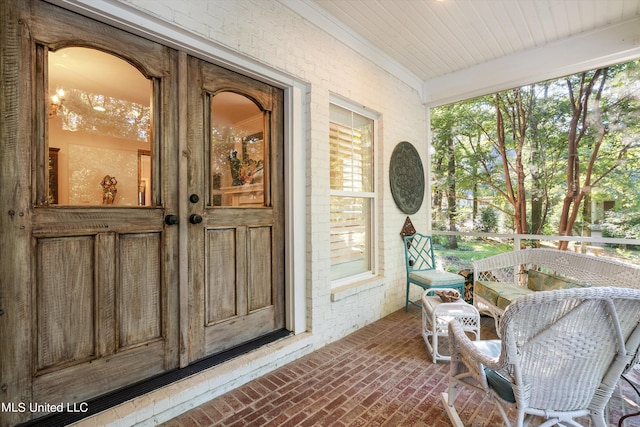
286, 0, 640, 102
49, 0, 640, 105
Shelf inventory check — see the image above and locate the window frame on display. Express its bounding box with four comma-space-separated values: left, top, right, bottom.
329, 98, 379, 286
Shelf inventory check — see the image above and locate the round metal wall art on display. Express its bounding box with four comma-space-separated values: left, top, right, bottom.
389, 141, 425, 215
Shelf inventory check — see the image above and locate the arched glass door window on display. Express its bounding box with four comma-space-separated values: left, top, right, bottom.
47, 47, 153, 206
210, 92, 266, 207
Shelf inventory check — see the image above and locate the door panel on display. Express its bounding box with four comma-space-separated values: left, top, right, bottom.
248, 226, 273, 311
206, 228, 238, 323
23, 0, 179, 411
118, 233, 162, 348
187, 57, 285, 362
32, 342, 167, 404
36, 236, 95, 372
32, 231, 169, 405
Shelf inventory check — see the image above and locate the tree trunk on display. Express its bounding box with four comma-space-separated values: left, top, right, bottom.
432, 156, 444, 223
494, 91, 528, 237
528, 85, 544, 238
446, 136, 458, 249
558, 69, 606, 250
579, 193, 592, 252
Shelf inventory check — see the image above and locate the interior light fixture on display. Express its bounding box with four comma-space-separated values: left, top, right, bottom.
49, 88, 65, 116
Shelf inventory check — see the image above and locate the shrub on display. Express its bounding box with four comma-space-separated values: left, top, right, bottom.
476, 206, 498, 233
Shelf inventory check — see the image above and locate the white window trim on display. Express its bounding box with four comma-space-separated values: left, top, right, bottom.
329, 96, 379, 288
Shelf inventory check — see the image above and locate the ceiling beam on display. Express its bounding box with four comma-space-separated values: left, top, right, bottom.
423, 17, 640, 107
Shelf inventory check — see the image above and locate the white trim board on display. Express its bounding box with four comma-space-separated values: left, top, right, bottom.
423, 17, 640, 106
279, 0, 424, 95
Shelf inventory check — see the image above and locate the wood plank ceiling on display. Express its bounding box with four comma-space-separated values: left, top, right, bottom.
306, 0, 640, 82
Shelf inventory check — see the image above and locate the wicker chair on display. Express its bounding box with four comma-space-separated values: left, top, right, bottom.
441, 287, 640, 427
472, 248, 640, 336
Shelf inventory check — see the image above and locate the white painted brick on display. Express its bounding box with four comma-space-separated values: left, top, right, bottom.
76, 0, 427, 423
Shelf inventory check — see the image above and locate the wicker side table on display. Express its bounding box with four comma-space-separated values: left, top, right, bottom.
421, 290, 480, 363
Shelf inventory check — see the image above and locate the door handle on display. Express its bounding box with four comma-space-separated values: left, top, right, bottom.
189, 214, 203, 224
164, 214, 179, 225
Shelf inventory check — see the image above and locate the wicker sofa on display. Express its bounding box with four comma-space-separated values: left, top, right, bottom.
473, 248, 640, 332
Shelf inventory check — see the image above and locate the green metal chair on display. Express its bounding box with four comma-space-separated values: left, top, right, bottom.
403, 233, 465, 311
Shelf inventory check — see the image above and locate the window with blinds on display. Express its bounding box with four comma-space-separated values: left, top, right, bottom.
329, 103, 375, 282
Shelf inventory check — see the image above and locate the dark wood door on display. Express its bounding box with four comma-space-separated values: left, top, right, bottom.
1, 2, 285, 425
186, 57, 285, 361
0, 2, 179, 423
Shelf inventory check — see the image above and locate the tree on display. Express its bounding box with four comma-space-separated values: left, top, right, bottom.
432, 100, 492, 243
494, 89, 528, 235
445, 131, 458, 248
431, 104, 461, 247
463, 89, 531, 236
557, 66, 637, 249
431, 59, 640, 245
527, 83, 553, 236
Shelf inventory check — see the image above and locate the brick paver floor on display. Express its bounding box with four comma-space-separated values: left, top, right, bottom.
161, 307, 640, 427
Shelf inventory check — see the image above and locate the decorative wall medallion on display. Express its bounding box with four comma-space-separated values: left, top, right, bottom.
389, 141, 424, 215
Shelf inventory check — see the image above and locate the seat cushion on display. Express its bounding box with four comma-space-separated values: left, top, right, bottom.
475, 281, 534, 310
472, 339, 501, 359
527, 269, 585, 291
484, 368, 516, 403
409, 269, 464, 287
470, 339, 515, 403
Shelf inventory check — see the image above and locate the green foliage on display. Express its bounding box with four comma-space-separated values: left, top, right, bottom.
434, 239, 514, 271
431, 58, 640, 237
601, 211, 640, 239
476, 206, 498, 232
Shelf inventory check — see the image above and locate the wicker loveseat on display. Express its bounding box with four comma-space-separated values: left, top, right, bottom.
473, 248, 640, 332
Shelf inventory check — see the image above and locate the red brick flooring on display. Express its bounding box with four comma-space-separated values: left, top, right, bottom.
161, 308, 640, 427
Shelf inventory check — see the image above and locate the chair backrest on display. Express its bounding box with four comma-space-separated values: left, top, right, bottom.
403, 233, 436, 273
473, 248, 640, 288
497, 287, 640, 414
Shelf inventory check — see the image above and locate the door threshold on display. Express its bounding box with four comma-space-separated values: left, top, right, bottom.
19, 329, 292, 427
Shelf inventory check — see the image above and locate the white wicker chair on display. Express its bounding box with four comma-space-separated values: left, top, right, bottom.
441, 287, 640, 427
472, 248, 640, 335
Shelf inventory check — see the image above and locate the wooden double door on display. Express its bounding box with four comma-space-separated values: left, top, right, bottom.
1, 1, 284, 424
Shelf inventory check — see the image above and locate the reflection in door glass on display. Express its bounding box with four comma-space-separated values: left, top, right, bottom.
210, 92, 266, 207
48, 47, 152, 206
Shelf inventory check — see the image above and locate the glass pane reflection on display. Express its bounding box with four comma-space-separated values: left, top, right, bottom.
210, 92, 265, 207
47, 47, 152, 206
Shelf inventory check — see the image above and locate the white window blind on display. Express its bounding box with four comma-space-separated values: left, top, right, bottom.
329, 104, 375, 282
